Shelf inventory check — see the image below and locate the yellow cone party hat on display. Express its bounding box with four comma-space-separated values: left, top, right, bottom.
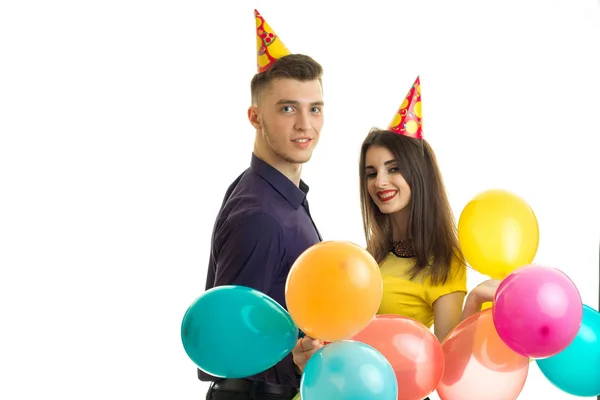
255, 9, 291, 73
388, 76, 423, 139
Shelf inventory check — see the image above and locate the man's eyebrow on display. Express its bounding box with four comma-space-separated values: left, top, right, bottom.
275, 99, 324, 106
276, 99, 298, 105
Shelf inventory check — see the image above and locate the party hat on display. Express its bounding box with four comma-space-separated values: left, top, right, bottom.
388, 76, 423, 139
255, 9, 291, 73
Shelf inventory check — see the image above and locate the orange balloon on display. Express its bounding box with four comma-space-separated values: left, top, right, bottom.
285, 241, 383, 342
437, 309, 529, 400
351, 315, 444, 400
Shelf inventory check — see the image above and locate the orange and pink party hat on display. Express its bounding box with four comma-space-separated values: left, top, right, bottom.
388, 76, 423, 139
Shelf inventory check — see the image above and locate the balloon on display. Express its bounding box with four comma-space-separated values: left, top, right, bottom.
457, 189, 539, 279
437, 309, 529, 400
300, 340, 398, 400
291, 394, 301, 400
480, 301, 492, 311
181, 285, 298, 378
285, 241, 383, 342
493, 265, 583, 358
536, 304, 600, 396
350, 315, 444, 400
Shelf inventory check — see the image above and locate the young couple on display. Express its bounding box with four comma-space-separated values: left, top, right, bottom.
199, 10, 499, 400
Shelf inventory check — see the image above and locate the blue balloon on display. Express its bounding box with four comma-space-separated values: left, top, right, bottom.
535, 304, 600, 397
301, 340, 398, 400
181, 285, 298, 378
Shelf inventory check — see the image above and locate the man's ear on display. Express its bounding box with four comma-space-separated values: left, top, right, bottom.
247, 106, 261, 130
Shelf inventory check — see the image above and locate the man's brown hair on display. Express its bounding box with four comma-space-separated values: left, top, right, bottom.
250, 54, 323, 105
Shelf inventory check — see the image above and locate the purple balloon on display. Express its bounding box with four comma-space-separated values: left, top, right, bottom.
492, 265, 583, 359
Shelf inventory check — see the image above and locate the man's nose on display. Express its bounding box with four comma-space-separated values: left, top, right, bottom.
294, 112, 311, 132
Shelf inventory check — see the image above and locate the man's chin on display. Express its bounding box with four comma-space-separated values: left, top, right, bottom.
282, 153, 312, 165
292, 157, 311, 164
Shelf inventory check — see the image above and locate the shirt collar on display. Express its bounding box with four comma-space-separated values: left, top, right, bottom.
250, 153, 308, 209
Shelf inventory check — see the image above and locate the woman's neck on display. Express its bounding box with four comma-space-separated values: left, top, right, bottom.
389, 210, 415, 258
390, 209, 410, 240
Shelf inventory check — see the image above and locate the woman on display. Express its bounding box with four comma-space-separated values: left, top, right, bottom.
358, 77, 498, 342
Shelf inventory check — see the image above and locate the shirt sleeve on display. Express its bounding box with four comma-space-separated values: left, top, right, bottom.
213, 212, 285, 294
424, 258, 468, 307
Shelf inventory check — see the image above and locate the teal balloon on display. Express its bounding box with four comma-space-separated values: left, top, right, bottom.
181, 285, 298, 378
300, 340, 398, 400
535, 304, 600, 397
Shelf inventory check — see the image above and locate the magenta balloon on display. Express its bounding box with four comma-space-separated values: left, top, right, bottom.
493, 265, 583, 359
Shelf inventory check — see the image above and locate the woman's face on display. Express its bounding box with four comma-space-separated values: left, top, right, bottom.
364, 145, 411, 215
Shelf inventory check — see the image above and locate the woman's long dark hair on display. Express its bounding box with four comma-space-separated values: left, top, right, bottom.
359, 128, 465, 285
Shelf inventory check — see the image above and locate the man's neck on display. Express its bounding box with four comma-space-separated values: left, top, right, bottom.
253, 148, 302, 187
276, 162, 302, 187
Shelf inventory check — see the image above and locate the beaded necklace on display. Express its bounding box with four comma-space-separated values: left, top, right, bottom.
391, 238, 416, 258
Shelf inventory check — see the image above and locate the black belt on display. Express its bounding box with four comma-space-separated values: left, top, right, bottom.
212, 379, 297, 398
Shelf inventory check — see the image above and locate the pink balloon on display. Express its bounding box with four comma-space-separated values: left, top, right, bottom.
436, 309, 529, 400
350, 315, 444, 400
493, 265, 583, 359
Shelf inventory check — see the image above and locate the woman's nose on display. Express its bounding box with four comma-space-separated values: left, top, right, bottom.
375, 175, 388, 188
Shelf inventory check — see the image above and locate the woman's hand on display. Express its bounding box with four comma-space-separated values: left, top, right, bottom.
292, 336, 324, 373
470, 279, 501, 304
460, 279, 502, 322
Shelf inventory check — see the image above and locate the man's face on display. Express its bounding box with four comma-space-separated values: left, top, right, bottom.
249, 78, 324, 165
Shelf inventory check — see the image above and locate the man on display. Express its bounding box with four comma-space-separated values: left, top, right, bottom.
199, 10, 325, 400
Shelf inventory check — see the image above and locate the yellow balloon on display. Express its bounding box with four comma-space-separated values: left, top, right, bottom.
292, 393, 301, 400
458, 189, 539, 279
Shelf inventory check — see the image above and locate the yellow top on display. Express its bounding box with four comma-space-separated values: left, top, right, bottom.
377, 253, 467, 328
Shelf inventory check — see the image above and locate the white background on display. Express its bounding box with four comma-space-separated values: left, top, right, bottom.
1, 0, 599, 399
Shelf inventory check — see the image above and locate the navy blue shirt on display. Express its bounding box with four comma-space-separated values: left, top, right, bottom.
198, 153, 322, 389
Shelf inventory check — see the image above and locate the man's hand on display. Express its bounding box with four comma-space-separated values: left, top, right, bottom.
292, 336, 324, 373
